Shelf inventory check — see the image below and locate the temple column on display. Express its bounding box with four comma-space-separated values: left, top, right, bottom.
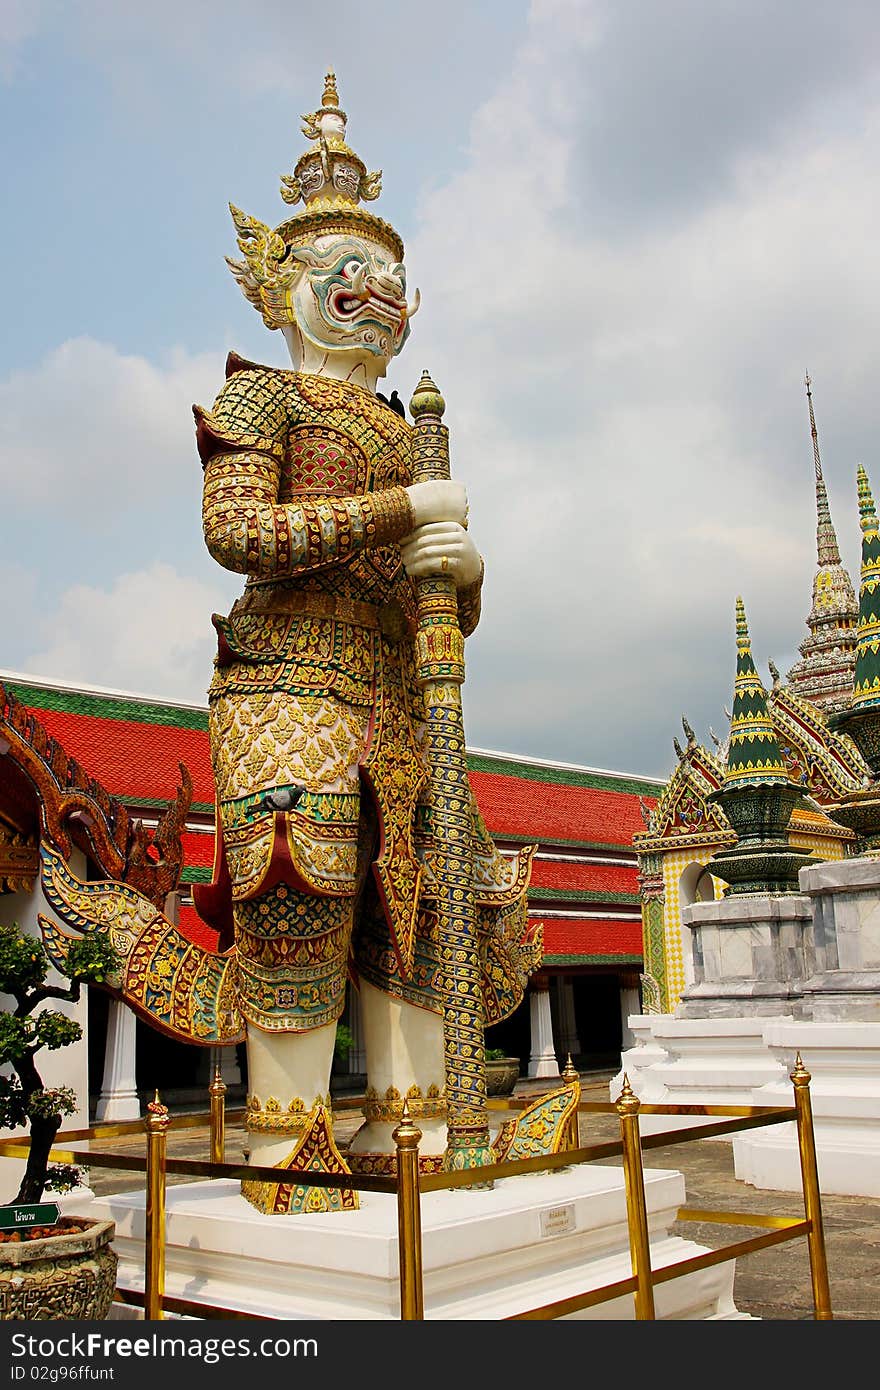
555, 975, 580, 1058
528, 976, 559, 1078
96, 1000, 140, 1122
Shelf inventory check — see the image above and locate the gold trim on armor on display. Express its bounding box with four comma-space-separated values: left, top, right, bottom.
234, 587, 414, 641
362, 1083, 446, 1124
245, 1092, 333, 1135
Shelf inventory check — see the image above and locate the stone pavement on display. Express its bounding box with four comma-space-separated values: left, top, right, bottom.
84, 1071, 879, 1321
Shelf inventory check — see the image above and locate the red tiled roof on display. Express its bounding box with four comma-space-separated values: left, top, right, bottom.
179, 828, 216, 871
469, 769, 651, 847
178, 903, 220, 952
528, 859, 639, 895
540, 917, 643, 958
28, 708, 215, 806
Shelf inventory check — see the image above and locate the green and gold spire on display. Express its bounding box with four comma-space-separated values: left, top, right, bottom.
852, 465, 880, 712
724, 598, 789, 789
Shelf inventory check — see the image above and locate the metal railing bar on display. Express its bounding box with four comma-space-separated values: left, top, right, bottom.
677, 1207, 807, 1230
650, 1223, 811, 1282
504, 1274, 639, 1320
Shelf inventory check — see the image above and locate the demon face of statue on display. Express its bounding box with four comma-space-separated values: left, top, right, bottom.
283, 233, 419, 375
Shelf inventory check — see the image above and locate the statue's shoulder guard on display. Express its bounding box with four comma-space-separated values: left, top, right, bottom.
193, 350, 296, 467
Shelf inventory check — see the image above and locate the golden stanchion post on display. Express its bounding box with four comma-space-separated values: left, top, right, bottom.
145, 1091, 170, 1321
616, 1075, 655, 1320
393, 1100, 425, 1320
209, 1058, 227, 1167
562, 1054, 580, 1151
791, 1053, 833, 1319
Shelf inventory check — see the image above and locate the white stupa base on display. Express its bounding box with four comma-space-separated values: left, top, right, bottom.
733, 1019, 880, 1197
82, 1168, 753, 1320
611, 1016, 790, 1137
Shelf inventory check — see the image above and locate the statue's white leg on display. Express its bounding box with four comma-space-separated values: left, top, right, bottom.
348, 979, 447, 1154
245, 1022, 337, 1167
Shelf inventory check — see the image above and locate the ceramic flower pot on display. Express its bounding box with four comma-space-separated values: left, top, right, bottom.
0, 1217, 117, 1320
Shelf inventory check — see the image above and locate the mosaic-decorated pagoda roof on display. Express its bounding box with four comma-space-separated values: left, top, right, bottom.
723, 598, 791, 790
851, 465, 880, 713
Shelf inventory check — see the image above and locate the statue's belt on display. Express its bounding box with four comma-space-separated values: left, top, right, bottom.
234, 590, 414, 643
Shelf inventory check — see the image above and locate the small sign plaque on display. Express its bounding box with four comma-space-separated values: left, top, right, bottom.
0, 1203, 60, 1231
539, 1203, 576, 1238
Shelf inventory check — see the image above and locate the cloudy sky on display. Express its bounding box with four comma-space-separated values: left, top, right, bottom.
2, 0, 879, 780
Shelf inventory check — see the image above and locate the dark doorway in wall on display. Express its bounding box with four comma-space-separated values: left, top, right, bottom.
571, 973, 622, 1071
135, 1019, 203, 1105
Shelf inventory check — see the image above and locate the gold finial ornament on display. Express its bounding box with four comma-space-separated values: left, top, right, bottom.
409, 370, 446, 420
322, 68, 340, 108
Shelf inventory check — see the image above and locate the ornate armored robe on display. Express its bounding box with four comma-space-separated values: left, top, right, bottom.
194, 354, 536, 1036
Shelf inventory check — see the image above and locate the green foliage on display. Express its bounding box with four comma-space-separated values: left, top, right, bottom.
0, 919, 115, 1202
33, 1012, 82, 1052
0, 1011, 30, 1062
26, 1087, 77, 1121
65, 934, 119, 985
45, 1164, 86, 1195
0, 922, 48, 995
334, 1022, 353, 1061
485, 1047, 509, 1062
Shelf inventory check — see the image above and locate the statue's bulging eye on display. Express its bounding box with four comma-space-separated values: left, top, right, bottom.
341, 258, 365, 279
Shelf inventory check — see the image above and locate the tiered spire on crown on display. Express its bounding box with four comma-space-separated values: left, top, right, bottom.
787, 375, 858, 712
724, 598, 789, 788
851, 465, 880, 712
274, 68, 402, 260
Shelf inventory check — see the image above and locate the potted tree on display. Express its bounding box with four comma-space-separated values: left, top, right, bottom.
0, 920, 119, 1319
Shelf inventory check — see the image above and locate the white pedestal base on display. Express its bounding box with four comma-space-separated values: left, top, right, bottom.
611, 1017, 790, 1137
82, 1168, 752, 1320
733, 1019, 880, 1196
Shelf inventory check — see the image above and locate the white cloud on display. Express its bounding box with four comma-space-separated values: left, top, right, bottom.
395, 3, 880, 774
0, 337, 224, 513
24, 562, 231, 705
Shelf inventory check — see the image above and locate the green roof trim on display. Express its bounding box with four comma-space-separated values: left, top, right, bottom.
117, 795, 217, 816
180, 867, 212, 884
528, 888, 639, 905
542, 953, 642, 966
466, 751, 661, 797
7, 681, 209, 733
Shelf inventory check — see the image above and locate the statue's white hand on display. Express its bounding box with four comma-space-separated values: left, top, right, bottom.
405, 479, 468, 527
401, 521, 482, 587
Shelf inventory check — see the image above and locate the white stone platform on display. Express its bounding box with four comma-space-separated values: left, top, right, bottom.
733, 1019, 880, 1196
612, 1016, 791, 1137
83, 1168, 752, 1320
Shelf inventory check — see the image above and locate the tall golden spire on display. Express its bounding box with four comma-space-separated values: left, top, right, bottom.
787, 374, 858, 713
806, 372, 842, 568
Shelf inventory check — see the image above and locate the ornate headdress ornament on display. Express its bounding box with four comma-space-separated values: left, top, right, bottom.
226, 69, 404, 329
